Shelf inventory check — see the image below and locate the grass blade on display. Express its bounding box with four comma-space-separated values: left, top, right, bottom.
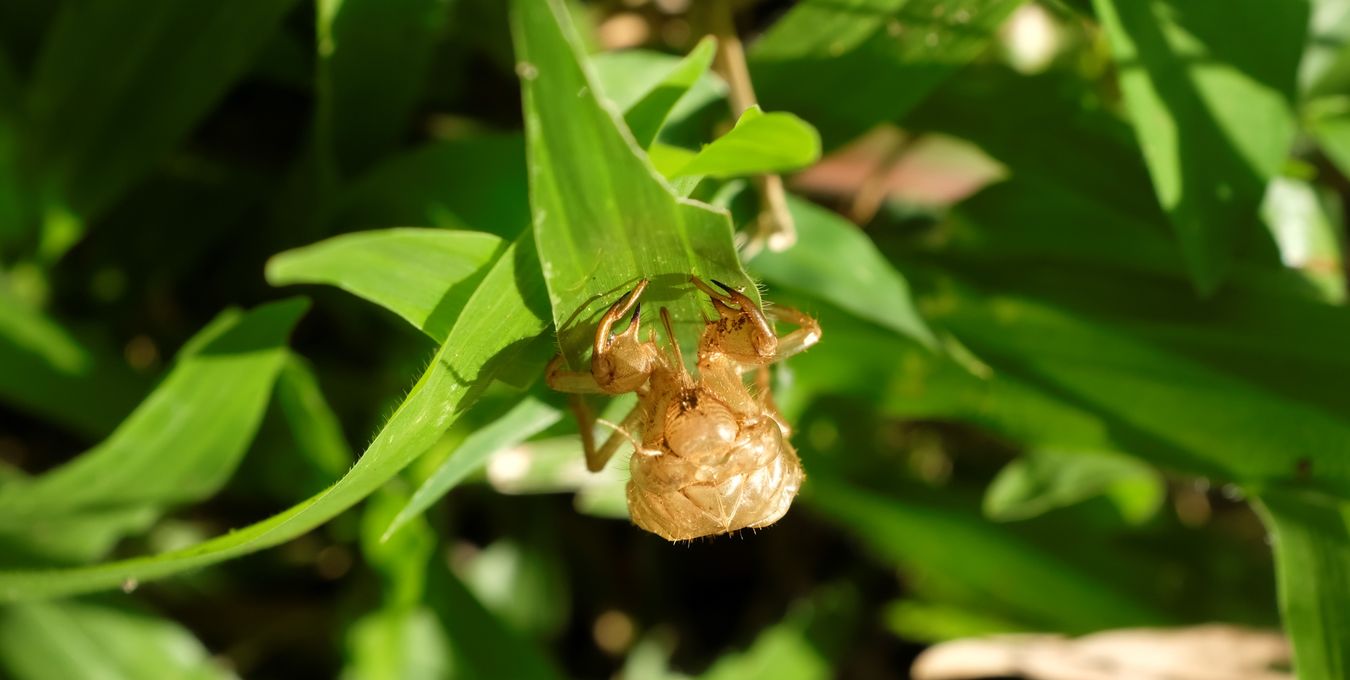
275, 354, 354, 479
751, 0, 1026, 148
0, 234, 550, 600
1258, 489, 1350, 680
1091, 0, 1306, 292
267, 228, 505, 342
0, 599, 233, 680
748, 195, 935, 348
671, 106, 820, 179
316, 0, 448, 178
807, 476, 1167, 632
512, 0, 757, 365
0, 299, 307, 523
383, 396, 562, 541
623, 36, 718, 149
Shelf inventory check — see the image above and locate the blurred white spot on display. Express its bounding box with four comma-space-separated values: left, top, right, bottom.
1001, 3, 1061, 74
515, 62, 538, 80
488, 446, 532, 486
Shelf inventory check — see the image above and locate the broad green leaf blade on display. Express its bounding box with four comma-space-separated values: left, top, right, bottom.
1091, 0, 1307, 293
671, 106, 821, 179
25, 0, 300, 257
276, 354, 354, 479
0, 298, 306, 523
0, 600, 234, 680
512, 0, 757, 365
749, 195, 935, 348
0, 299, 146, 439
622, 36, 718, 149
808, 476, 1167, 632
316, 0, 449, 177
1257, 490, 1350, 680
750, 0, 1027, 148
983, 450, 1164, 524
267, 229, 504, 342
0, 234, 550, 601
648, 142, 699, 179
383, 397, 561, 540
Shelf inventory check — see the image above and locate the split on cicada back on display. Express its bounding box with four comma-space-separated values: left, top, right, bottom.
545, 276, 821, 541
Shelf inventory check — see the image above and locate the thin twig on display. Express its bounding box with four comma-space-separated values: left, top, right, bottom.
706, 1, 796, 254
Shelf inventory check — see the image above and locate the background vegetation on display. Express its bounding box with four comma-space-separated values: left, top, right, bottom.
1, 0, 1348, 678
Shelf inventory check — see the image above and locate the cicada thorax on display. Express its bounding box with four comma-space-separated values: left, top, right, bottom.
625, 361, 805, 541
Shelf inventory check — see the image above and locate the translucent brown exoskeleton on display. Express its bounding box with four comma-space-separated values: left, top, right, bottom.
545, 276, 821, 541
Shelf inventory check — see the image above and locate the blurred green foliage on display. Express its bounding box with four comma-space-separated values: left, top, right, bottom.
0, 0, 1348, 678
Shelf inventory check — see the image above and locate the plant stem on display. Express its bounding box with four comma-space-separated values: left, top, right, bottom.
706, 1, 796, 254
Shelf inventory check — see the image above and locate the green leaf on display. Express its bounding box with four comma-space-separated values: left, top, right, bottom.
0, 234, 550, 600
275, 354, 354, 479
24, 0, 300, 258
699, 586, 857, 680
905, 66, 1163, 229
1091, 0, 1307, 292
750, 0, 1027, 148
383, 397, 561, 541
619, 37, 719, 149
926, 273, 1350, 497
984, 450, 1164, 524
0, 299, 146, 439
749, 195, 935, 348
343, 607, 451, 680
425, 562, 566, 680
316, 0, 449, 177
807, 476, 1167, 632
1257, 489, 1350, 680
1261, 176, 1345, 302
699, 627, 828, 680
512, 0, 758, 365
0, 599, 233, 680
1312, 110, 1350, 180
1302, 0, 1350, 97
883, 599, 1032, 643
460, 533, 571, 638
647, 142, 699, 179
0, 299, 306, 543
346, 490, 446, 680
267, 228, 505, 342
668, 106, 821, 179
591, 44, 722, 117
